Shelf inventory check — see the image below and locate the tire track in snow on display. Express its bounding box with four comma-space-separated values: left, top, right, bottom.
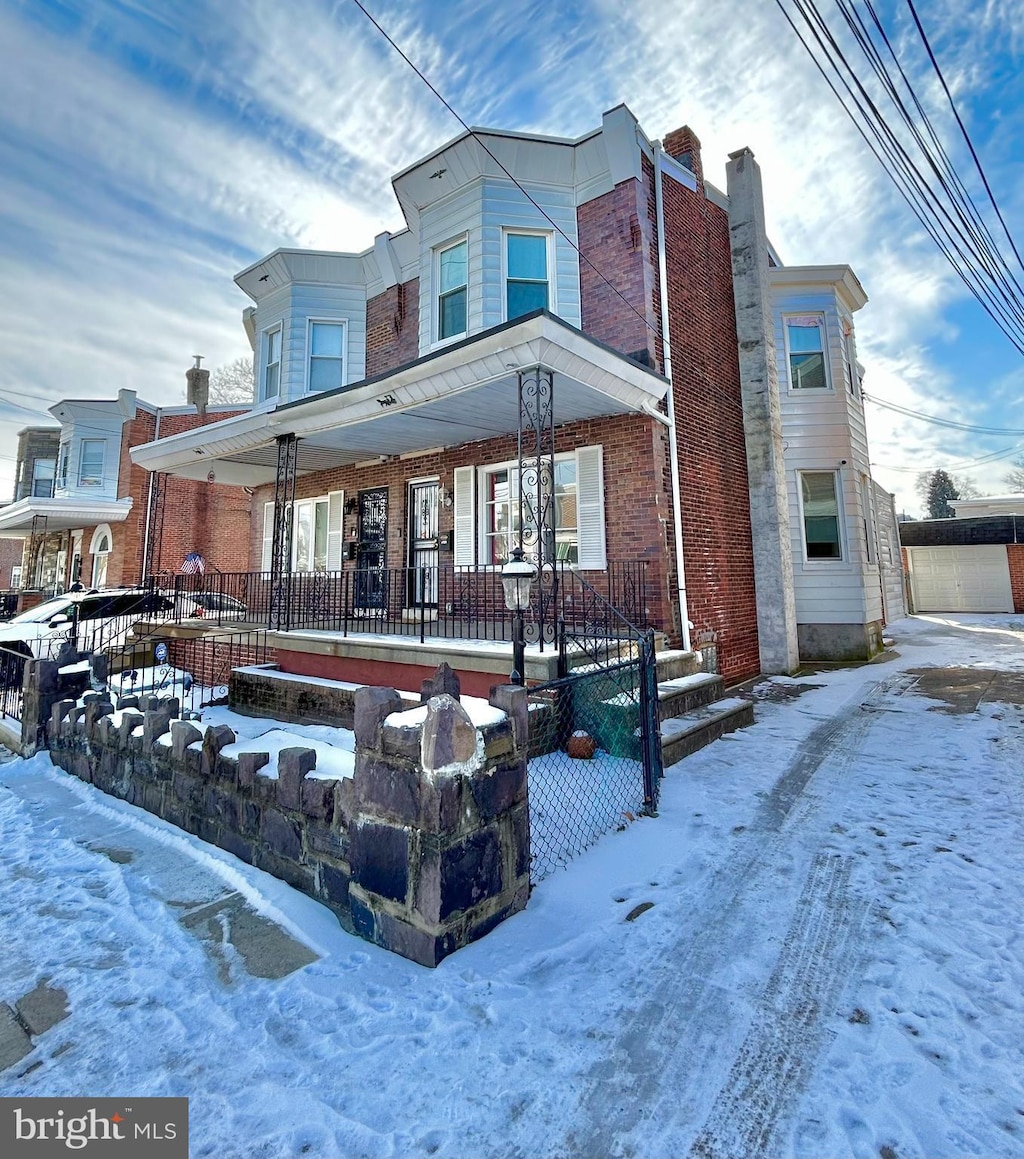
559, 676, 900, 1159
688, 852, 871, 1159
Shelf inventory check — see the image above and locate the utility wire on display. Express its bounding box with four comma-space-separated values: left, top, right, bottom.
863, 391, 1024, 435
905, 0, 1024, 279
775, 0, 1024, 356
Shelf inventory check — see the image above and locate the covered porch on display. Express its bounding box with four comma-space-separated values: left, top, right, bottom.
131, 311, 673, 681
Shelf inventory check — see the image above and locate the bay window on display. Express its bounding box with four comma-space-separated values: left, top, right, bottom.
79, 439, 105, 487
506, 232, 549, 320
262, 327, 281, 401
437, 239, 468, 341
308, 321, 345, 393
786, 315, 828, 390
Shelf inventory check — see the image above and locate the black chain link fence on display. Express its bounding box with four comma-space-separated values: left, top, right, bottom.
527, 657, 658, 882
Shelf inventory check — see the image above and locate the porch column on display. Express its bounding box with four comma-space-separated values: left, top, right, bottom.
517, 367, 556, 648
141, 470, 167, 582
269, 434, 299, 631
28, 514, 47, 589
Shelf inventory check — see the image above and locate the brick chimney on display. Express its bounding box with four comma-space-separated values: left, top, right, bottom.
662, 125, 703, 187
185, 355, 209, 417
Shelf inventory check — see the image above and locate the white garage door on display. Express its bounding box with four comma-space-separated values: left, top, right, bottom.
907, 545, 1013, 612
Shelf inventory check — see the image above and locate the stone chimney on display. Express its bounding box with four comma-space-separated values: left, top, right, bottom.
185, 355, 209, 417
662, 125, 704, 187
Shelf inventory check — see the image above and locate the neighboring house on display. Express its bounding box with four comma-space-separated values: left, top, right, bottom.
132, 104, 896, 683
900, 499, 1024, 613
771, 266, 906, 657
0, 370, 252, 598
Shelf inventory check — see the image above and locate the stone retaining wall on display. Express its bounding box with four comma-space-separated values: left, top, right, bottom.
44, 664, 531, 966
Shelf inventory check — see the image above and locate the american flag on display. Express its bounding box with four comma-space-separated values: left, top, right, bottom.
181, 552, 206, 575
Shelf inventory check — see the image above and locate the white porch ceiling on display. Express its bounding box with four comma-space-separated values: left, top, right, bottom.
131, 313, 668, 487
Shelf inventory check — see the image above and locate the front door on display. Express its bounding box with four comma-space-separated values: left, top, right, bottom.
407, 480, 439, 606
355, 487, 388, 610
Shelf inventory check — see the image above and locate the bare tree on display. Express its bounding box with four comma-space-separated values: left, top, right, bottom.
209, 355, 255, 405
1003, 458, 1024, 493
953, 474, 982, 500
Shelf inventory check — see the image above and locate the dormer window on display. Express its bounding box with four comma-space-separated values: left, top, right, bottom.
506, 232, 549, 320
437, 239, 468, 341
79, 439, 105, 487
263, 326, 282, 401
308, 321, 345, 392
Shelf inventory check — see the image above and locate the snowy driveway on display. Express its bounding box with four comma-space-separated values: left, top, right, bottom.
1, 614, 1022, 1158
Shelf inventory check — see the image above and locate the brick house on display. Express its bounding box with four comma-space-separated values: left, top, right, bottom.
0, 379, 251, 601
131, 104, 896, 684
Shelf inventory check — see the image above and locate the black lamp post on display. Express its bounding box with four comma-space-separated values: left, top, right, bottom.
501, 546, 536, 686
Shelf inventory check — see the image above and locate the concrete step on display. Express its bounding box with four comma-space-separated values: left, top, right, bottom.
657, 672, 724, 719
655, 649, 701, 682
660, 696, 754, 767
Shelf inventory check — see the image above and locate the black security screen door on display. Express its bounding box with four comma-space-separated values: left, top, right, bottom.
356, 487, 388, 609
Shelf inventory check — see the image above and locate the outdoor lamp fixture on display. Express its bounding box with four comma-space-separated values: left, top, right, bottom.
501, 546, 535, 686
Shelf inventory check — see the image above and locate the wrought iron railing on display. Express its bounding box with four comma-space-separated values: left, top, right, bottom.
147, 562, 649, 646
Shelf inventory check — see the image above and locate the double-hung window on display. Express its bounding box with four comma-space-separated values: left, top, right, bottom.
455, 446, 604, 570
786, 315, 828, 390
263, 327, 282, 401
506, 232, 549, 319
79, 440, 105, 488
437, 239, 468, 341
32, 459, 55, 498
308, 321, 345, 393
57, 443, 69, 489
801, 472, 842, 559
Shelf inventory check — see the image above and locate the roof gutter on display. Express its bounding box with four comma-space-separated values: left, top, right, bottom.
653, 141, 692, 653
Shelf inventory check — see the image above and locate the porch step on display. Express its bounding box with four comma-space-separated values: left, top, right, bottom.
657, 672, 724, 719
660, 697, 754, 768
655, 649, 701, 682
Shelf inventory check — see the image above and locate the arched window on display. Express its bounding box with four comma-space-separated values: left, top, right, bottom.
89, 524, 113, 587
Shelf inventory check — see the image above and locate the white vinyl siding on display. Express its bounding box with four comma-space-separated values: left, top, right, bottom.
417, 176, 581, 354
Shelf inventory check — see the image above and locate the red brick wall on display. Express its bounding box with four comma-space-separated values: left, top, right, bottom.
660, 144, 761, 683
578, 178, 661, 368
365, 279, 420, 378
91, 407, 254, 588
246, 413, 675, 635
1007, 545, 1024, 612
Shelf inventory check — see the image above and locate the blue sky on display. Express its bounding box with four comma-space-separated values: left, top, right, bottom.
1, 0, 1022, 515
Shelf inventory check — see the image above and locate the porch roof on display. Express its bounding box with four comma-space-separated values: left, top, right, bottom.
130, 311, 669, 486
0, 496, 133, 538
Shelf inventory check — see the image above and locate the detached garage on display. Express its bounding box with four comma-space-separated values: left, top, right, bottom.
905, 545, 1013, 612
899, 515, 1024, 614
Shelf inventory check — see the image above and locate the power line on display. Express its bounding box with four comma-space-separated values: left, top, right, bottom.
874, 442, 1024, 473
775, 0, 1024, 356
864, 391, 1024, 434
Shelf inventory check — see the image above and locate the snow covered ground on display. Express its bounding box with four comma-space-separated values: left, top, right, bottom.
1, 613, 1022, 1158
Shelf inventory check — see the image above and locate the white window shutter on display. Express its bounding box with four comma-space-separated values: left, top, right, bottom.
575, 445, 606, 570
327, 490, 344, 571
261, 502, 274, 571
453, 466, 476, 566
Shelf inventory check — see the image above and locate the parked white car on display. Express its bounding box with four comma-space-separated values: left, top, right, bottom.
0, 589, 175, 661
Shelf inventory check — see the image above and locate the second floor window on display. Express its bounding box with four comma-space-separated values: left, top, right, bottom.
57, 444, 69, 488
787, 316, 828, 390
32, 459, 55, 498
308, 321, 344, 392
437, 239, 467, 341
506, 232, 549, 319
263, 327, 282, 400
79, 440, 105, 487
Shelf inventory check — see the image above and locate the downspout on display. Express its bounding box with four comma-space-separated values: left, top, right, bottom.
140, 408, 161, 585
653, 141, 692, 653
